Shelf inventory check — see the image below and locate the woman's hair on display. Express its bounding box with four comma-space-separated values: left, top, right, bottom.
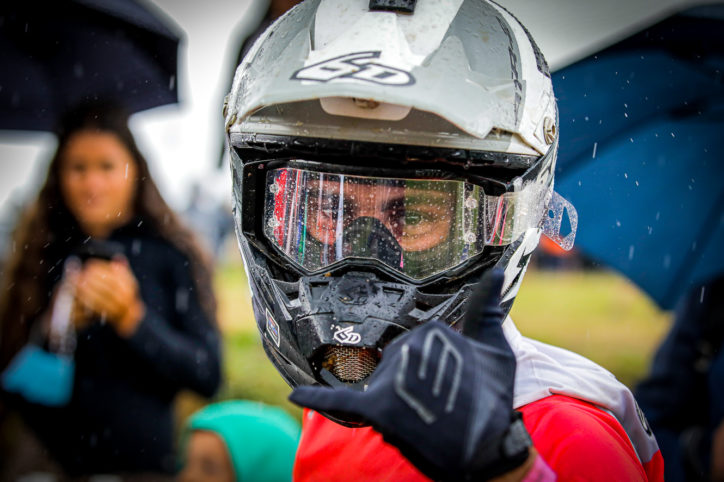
0, 102, 217, 370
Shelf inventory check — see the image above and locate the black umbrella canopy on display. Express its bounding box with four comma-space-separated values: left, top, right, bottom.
0, 0, 183, 132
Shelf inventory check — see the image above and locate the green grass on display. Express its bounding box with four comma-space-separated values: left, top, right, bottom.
176, 264, 672, 426
219, 330, 302, 419
510, 269, 671, 387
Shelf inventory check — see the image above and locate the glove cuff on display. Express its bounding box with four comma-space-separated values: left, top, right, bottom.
463, 411, 532, 481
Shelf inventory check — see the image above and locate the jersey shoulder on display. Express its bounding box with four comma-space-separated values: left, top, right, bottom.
520, 395, 651, 482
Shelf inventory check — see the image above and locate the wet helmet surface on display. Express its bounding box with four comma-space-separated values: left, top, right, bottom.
225, 0, 576, 422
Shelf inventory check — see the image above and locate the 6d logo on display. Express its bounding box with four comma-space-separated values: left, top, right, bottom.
291, 51, 415, 86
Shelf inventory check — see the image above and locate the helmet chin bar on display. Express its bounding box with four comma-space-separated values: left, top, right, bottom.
241, 234, 476, 368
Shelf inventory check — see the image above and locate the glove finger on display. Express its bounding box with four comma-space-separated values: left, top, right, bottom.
290, 385, 370, 419
461, 269, 505, 344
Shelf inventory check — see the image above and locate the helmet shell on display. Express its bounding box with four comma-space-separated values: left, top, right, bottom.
226, 0, 557, 156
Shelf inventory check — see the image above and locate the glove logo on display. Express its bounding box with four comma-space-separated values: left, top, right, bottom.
395, 327, 463, 424
333, 326, 362, 345
291, 51, 415, 86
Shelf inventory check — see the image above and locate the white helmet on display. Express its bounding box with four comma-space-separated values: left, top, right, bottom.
225, 0, 576, 403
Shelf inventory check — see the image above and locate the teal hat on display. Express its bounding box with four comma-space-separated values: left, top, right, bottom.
185, 400, 301, 481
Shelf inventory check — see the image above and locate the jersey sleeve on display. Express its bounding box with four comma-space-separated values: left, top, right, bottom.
519, 395, 661, 482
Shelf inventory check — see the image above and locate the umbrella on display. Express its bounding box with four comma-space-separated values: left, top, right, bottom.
553, 5, 724, 309
0, 0, 182, 131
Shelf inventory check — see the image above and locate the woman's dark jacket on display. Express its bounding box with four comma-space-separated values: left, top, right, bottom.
16, 220, 221, 475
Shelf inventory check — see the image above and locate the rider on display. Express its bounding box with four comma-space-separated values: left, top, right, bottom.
224, 0, 664, 479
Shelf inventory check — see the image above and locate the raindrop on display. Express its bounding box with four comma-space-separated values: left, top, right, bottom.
670, 132, 675, 138
655, 212, 660, 221
629, 138, 634, 143
176, 289, 190, 313
663, 254, 671, 269
125, 163, 129, 179
195, 349, 207, 364
591, 142, 597, 159
624, 173, 628, 179
647, 226, 653, 235
616, 220, 621, 227
628, 245, 635, 260
635, 180, 639, 186
169, 75, 176, 90
624, 113, 628, 118
700, 286, 706, 303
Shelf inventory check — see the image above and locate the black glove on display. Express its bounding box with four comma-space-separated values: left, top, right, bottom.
290, 270, 532, 481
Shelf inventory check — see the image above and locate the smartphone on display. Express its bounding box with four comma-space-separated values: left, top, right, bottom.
72, 239, 126, 262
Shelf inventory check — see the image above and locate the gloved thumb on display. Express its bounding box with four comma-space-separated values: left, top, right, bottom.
461, 269, 506, 344
290, 385, 369, 420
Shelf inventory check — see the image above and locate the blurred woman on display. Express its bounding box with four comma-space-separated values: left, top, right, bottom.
0, 102, 221, 478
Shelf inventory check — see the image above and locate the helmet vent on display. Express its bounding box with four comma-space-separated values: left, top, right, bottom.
369, 0, 417, 14
322, 346, 378, 383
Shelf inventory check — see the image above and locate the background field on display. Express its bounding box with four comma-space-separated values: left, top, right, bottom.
177, 263, 673, 425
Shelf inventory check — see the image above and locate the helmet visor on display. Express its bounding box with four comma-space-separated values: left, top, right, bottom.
263, 167, 548, 280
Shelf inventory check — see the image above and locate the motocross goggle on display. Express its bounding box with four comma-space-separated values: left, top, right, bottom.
247, 161, 577, 281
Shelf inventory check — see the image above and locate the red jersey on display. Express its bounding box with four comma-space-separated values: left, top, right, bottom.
293, 395, 664, 481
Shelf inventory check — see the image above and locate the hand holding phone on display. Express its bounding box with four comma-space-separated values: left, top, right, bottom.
71, 240, 145, 337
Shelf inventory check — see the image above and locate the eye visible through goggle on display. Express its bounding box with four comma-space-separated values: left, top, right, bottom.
263, 167, 575, 279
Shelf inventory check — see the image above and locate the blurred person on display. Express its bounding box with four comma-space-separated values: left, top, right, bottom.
0, 102, 221, 478
223, 1, 664, 480
179, 400, 300, 482
636, 276, 724, 482
182, 184, 234, 260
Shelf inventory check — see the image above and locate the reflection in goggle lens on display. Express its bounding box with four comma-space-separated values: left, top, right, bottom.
264, 168, 547, 279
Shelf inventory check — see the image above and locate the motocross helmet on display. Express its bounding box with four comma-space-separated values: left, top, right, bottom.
225, 0, 576, 419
